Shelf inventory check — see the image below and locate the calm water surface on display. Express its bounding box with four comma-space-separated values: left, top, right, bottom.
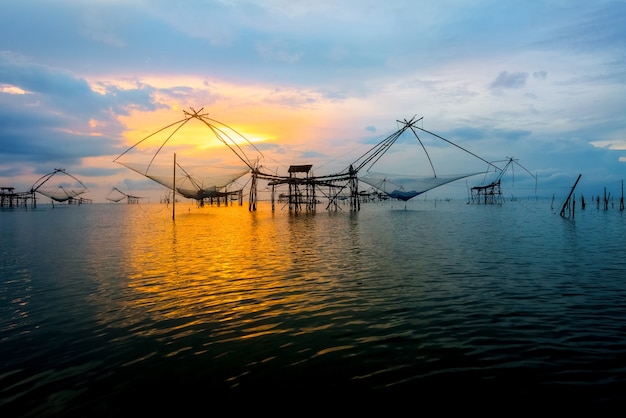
1, 198, 626, 414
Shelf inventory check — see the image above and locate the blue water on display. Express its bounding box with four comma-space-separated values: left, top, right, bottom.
1, 198, 626, 415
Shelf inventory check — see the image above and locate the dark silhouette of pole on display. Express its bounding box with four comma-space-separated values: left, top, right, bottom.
172, 153, 176, 221
560, 174, 581, 217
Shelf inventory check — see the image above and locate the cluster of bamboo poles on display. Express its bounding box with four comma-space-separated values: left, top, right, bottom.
556, 176, 625, 218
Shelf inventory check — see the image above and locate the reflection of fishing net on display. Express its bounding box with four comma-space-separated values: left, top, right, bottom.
118, 162, 249, 199
31, 169, 88, 202
360, 171, 481, 201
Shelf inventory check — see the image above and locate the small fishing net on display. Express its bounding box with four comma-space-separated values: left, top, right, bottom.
106, 187, 129, 203
31, 169, 89, 202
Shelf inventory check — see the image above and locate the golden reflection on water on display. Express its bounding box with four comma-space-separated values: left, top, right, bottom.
122, 201, 355, 341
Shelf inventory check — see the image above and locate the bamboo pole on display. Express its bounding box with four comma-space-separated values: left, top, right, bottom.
172, 152, 176, 221
560, 174, 581, 217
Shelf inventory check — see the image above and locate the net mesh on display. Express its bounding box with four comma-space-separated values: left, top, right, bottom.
106, 187, 129, 202
118, 162, 249, 199
360, 171, 481, 201
35, 186, 87, 202
113, 110, 262, 201
31, 169, 88, 202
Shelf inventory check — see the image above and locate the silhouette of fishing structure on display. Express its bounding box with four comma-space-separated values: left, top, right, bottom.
254, 115, 498, 212
114, 108, 256, 216
29, 168, 90, 207
114, 109, 498, 214
351, 116, 497, 207
2, 169, 91, 209
105, 187, 146, 204
469, 157, 537, 204
0, 187, 36, 209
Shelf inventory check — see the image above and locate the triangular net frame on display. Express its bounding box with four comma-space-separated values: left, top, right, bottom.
105, 187, 127, 202
113, 108, 264, 200
30, 169, 89, 202
350, 116, 500, 200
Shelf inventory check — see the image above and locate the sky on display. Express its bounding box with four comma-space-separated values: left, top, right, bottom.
1, 0, 625, 204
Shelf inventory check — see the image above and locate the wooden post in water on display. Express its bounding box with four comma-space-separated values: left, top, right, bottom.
560, 174, 582, 217
172, 152, 176, 221
248, 168, 257, 211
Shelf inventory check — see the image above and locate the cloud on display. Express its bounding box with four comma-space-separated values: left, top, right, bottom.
1, 0, 625, 202
489, 71, 529, 90
590, 139, 626, 151
255, 39, 301, 64
0, 52, 163, 178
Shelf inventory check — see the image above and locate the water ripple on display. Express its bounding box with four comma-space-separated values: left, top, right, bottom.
2, 201, 626, 414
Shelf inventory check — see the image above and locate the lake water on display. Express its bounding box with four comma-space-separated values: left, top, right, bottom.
1, 197, 626, 415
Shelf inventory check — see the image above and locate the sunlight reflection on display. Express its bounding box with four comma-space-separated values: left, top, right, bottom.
123, 203, 349, 342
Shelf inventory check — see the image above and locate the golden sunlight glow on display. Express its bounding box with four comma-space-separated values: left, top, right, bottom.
94, 73, 383, 178
105, 74, 344, 147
